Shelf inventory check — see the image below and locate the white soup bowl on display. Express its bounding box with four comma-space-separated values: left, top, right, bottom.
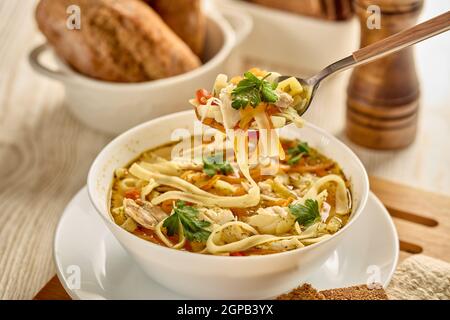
87, 110, 369, 299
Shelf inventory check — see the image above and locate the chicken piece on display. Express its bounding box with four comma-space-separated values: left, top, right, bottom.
123, 198, 167, 229
326, 216, 343, 234
246, 206, 294, 235
198, 207, 235, 225
221, 224, 253, 244
275, 91, 294, 109
258, 181, 273, 195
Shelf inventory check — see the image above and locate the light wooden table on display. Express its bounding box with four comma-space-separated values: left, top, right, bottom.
0, 0, 449, 300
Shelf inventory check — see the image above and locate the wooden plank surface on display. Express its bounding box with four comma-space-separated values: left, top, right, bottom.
0, 0, 110, 300
33, 276, 70, 300
1, 0, 449, 300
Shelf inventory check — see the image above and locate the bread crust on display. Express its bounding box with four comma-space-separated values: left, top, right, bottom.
145, 0, 206, 58
36, 0, 201, 82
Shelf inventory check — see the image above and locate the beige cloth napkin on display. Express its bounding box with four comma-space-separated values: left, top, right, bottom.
387, 255, 450, 300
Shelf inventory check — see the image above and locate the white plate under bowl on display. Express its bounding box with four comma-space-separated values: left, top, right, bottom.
53, 187, 398, 300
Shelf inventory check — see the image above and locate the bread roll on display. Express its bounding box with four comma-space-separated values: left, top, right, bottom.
247, 0, 353, 21
145, 0, 206, 58
36, 0, 201, 82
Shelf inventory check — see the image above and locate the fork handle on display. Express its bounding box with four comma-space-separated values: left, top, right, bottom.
353, 10, 450, 63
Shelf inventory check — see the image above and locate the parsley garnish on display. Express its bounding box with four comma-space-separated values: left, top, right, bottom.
163, 201, 211, 242
203, 154, 234, 177
289, 199, 320, 227
231, 72, 278, 109
287, 142, 310, 165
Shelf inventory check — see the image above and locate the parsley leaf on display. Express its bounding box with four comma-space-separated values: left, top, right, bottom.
231, 72, 278, 110
288, 199, 320, 227
163, 201, 211, 242
287, 142, 310, 165
203, 154, 234, 177
162, 211, 180, 238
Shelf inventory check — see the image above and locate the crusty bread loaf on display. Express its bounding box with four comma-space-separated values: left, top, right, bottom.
144, 0, 206, 58
277, 283, 388, 300
247, 0, 353, 21
36, 0, 201, 82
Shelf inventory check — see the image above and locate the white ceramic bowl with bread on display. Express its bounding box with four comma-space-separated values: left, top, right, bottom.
29, 8, 252, 135
87, 110, 369, 299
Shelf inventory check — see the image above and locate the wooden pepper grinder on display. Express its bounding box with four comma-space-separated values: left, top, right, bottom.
346, 0, 423, 149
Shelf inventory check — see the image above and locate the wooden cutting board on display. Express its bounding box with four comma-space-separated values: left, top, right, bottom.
33, 176, 450, 300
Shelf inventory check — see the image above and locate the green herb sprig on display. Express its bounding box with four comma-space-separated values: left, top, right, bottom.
163, 201, 211, 242
287, 142, 310, 165
203, 154, 234, 177
231, 72, 278, 109
288, 199, 320, 227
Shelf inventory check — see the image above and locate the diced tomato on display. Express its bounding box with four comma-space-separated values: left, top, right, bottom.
184, 241, 192, 251
124, 189, 140, 200
196, 89, 212, 105
230, 251, 246, 256
168, 235, 179, 243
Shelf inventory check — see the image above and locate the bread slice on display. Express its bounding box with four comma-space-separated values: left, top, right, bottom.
36, 0, 201, 82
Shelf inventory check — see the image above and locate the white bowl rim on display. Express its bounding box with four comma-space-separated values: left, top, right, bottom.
87, 110, 369, 260
39, 11, 237, 91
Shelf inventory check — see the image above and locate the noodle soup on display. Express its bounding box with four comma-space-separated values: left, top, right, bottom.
110, 138, 352, 256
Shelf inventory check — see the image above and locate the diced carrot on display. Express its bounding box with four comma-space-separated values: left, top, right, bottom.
180, 170, 194, 180
247, 67, 267, 77
203, 117, 213, 125
217, 175, 244, 184
264, 197, 295, 207
230, 251, 246, 256
200, 117, 225, 133
316, 169, 329, 177
230, 76, 243, 84
199, 175, 221, 191
239, 106, 256, 129
232, 186, 247, 196
231, 207, 250, 218
249, 168, 263, 182
161, 200, 174, 214
124, 189, 140, 200
265, 104, 280, 116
